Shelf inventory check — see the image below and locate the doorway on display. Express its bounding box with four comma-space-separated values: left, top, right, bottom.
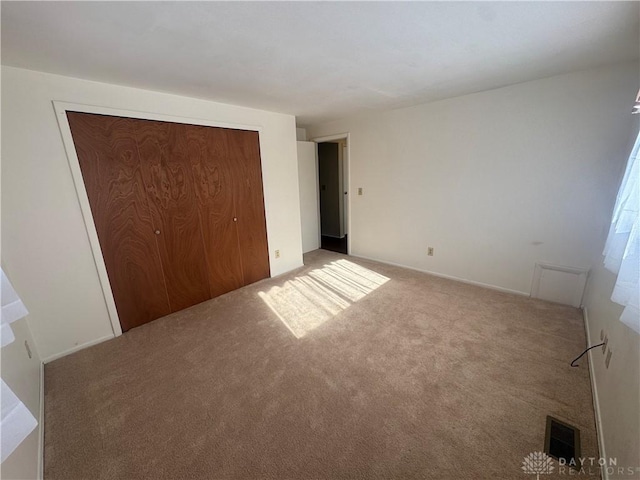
317, 138, 348, 254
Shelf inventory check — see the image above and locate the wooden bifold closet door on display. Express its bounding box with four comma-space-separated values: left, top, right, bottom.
67, 112, 270, 332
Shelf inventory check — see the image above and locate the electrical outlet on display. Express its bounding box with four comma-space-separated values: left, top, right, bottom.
427, 247, 434, 256
358, 187, 363, 196
275, 250, 280, 259
602, 336, 608, 354
600, 329, 605, 341
605, 348, 613, 368
24, 340, 32, 359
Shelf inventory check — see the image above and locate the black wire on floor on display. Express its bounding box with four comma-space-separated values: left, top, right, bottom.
570, 343, 605, 367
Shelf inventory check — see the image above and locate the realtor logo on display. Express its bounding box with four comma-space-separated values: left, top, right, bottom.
522, 451, 555, 479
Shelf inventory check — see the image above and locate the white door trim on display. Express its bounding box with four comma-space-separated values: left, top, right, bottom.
311, 133, 351, 254
53, 101, 265, 336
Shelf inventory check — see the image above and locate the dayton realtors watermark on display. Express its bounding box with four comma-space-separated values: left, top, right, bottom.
558, 457, 640, 477
522, 452, 640, 478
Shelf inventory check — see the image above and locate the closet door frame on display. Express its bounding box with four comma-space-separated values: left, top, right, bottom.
54, 101, 265, 337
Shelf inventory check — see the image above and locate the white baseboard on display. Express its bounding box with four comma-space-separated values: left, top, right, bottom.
350, 254, 529, 297
582, 307, 608, 480
42, 334, 114, 364
37, 360, 44, 480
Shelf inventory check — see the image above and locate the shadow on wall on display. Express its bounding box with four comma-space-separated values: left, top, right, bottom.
258, 260, 389, 338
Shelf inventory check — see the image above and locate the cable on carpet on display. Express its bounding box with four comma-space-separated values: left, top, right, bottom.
570, 343, 605, 367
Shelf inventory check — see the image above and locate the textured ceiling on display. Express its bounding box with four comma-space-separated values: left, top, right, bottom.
2, 1, 638, 125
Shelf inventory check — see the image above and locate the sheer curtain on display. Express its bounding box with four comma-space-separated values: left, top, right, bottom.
603, 130, 639, 333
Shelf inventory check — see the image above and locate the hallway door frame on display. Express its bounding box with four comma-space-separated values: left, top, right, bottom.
311, 133, 351, 255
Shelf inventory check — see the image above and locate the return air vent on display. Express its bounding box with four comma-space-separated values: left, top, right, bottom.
544, 416, 581, 465
531, 263, 589, 307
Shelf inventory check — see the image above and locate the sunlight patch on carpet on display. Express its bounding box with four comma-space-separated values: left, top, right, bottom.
258, 259, 389, 338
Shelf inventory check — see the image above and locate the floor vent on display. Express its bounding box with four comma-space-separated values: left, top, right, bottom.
544, 416, 581, 465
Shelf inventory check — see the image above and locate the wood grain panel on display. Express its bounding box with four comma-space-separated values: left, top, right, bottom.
134, 119, 211, 313
67, 112, 171, 331
225, 129, 270, 285
183, 124, 244, 297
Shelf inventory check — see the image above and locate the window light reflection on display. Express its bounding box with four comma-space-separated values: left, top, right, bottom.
258, 259, 389, 338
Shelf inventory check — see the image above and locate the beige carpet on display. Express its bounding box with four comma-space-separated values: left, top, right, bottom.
44, 250, 600, 479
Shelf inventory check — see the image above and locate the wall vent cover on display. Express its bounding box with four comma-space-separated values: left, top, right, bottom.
531, 262, 589, 307
544, 416, 581, 466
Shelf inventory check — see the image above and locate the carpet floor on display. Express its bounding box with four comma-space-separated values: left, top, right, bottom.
44, 250, 599, 479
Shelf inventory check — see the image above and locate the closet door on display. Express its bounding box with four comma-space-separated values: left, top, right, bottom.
226, 129, 270, 284
67, 112, 171, 331
183, 124, 244, 297
134, 119, 211, 312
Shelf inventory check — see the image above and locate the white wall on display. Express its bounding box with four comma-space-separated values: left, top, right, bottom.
0, 317, 42, 480
1, 66, 303, 361
306, 61, 640, 471
584, 265, 640, 477
307, 62, 639, 295
296, 127, 307, 141
582, 116, 639, 479
297, 141, 320, 253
